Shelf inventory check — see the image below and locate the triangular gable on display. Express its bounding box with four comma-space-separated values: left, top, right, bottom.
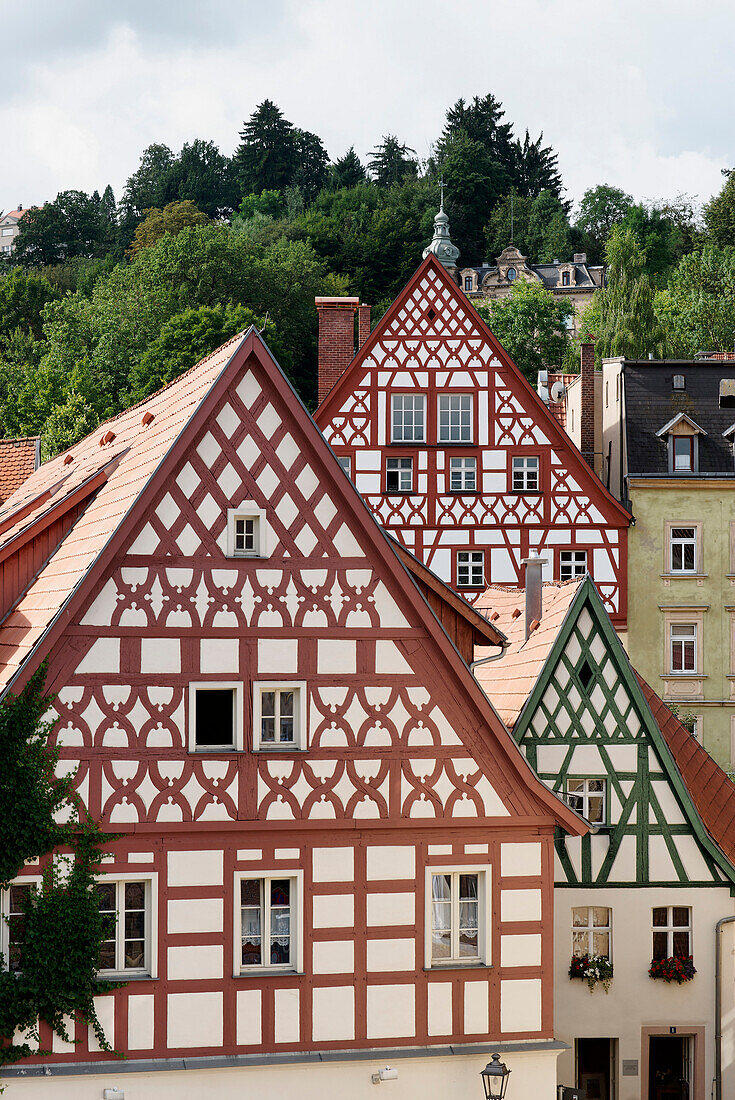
6, 328, 584, 834
316, 254, 630, 525
512, 576, 735, 885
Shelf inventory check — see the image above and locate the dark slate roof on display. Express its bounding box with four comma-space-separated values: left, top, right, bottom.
623, 360, 735, 475
464, 261, 603, 289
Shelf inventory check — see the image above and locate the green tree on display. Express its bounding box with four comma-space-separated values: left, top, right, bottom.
0, 270, 57, 343
367, 135, 418, 188
484, 191, 533, 259
233, 100, 298, 195
42, 390, 98, 460
0, 666, 117, 1063
292, 129, 329, 202
128, 200, 211, 256
164, 139, 239, 217
476, 280, 573, 382
578, 225, 664, 362
330, 147, 366, 189
12, 191, 117, 265
575, 184, 634, 264
130, 302, 284, 401
436, 94, 515, 181
512, 129, 565, 203
656, 246, 735, 356
704, 169, 735, 248
121, 143, 176, 218
439, 131, 504, 264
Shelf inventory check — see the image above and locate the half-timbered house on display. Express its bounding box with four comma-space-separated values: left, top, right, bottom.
0, 329, 587, 1099
475, 575, 735, 1100
314, 254, 631, 627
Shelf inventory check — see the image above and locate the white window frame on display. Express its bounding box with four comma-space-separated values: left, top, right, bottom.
565, 778, 607, 825
449, 456, 477, 492
670, 623, 697, 674
652, 905, 692, 959
253, 681, 307, 751
438, 394, 473, 443
560, 550, 588, 581
1, 876, 42, 972
512, 456, 539, 492
391, 394, 426, 443
668, 525, 698, 574
424, 865, 491, 969
456, 550, 485, 588
188, 681, 244, 752
234, 870, 303, 975
227, 503, 270, 558
385, 456, 413, 493
96, 874, 158, 979
572, 906, 612, 960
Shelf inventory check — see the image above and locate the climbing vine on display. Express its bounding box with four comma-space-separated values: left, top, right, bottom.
0, 663, 120, 1065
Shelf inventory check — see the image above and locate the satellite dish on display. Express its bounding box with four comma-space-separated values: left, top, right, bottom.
550, 380, 566, 402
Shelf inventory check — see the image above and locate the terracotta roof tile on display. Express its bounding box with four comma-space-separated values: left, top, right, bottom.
546, 373, 576, 430
0, 334, 245, 692
639, 676, 735, 865
472, 581, 581, 726
0, 437, 39, 505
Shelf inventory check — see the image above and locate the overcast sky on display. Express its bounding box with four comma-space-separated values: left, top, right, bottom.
2, 0, 733, 216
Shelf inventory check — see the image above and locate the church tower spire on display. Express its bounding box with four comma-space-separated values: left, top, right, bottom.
422, 179, 460, 272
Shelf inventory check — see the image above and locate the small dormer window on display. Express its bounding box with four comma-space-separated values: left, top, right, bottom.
464, 275, 473, 291
227, 504, 269, 557
562, 271, 570, 286
673, 436, 694, 471
673, 375, 685, 391
507, 267, 516, 282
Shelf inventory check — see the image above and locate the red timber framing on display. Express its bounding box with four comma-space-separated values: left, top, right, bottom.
315, 255, 631, 627
0, 329, 585, 1070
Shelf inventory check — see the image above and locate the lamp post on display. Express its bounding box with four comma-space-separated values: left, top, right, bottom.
480, 1053, 511, 1100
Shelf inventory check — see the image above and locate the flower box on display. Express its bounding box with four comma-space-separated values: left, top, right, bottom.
649, 955, 696, 983
569, 952, 613, 992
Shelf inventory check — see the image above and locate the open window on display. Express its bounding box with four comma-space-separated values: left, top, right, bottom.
189, 682, 243, 751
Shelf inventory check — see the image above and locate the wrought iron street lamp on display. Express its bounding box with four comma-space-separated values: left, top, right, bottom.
480, 1053, 511, 1100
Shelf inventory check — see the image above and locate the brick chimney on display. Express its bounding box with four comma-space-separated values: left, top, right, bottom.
580, 341, 596, 469
358, 303, 371, 349
316, 297, 359, 404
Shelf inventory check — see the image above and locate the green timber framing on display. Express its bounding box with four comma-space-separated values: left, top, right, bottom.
512, 576, 735, 891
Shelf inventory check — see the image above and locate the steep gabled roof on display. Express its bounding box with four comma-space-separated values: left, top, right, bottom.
316, 255, 631, 524
0, 327, 586, 835
639, 676, 735, 867
473, 581, 581, 728
504, 575, 735, 881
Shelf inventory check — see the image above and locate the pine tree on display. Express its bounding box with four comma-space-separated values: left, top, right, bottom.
330, 147, 366, 189
367, 135, 418, 188
233, 100, 298, 196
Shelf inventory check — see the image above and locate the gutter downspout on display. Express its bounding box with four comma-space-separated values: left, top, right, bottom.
714, 914, 735, 1100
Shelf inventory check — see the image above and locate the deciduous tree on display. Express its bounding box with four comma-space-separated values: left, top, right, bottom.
476, 280, 573, 382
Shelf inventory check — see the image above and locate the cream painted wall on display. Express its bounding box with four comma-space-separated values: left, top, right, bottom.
553, 885, 735, 1099
4, 1047, 563, 1100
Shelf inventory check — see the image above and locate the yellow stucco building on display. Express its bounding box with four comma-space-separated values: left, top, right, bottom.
603, 355, 735, 769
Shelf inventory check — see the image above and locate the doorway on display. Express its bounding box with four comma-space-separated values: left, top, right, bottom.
648, 1036, 690, 1100
577, 1038, 613, 1100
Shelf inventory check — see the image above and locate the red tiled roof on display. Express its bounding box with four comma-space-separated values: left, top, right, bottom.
0, 336, 245, 692
0, 437, 39, 505
4, 209, 28, 221
472, 581, 582, 727
639, 675, 735, 866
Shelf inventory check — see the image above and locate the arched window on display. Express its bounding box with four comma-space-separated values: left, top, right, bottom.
464, 275, 473, 291
562, 271, 570, 286
507, 267, 516, 282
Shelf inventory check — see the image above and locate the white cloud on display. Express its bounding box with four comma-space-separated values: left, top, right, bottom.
1, 0, 733, 212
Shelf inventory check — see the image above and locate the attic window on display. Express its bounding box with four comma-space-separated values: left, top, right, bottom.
578, 659, 594, 690
719, 379, 735, 408
672, 375, 685, 391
